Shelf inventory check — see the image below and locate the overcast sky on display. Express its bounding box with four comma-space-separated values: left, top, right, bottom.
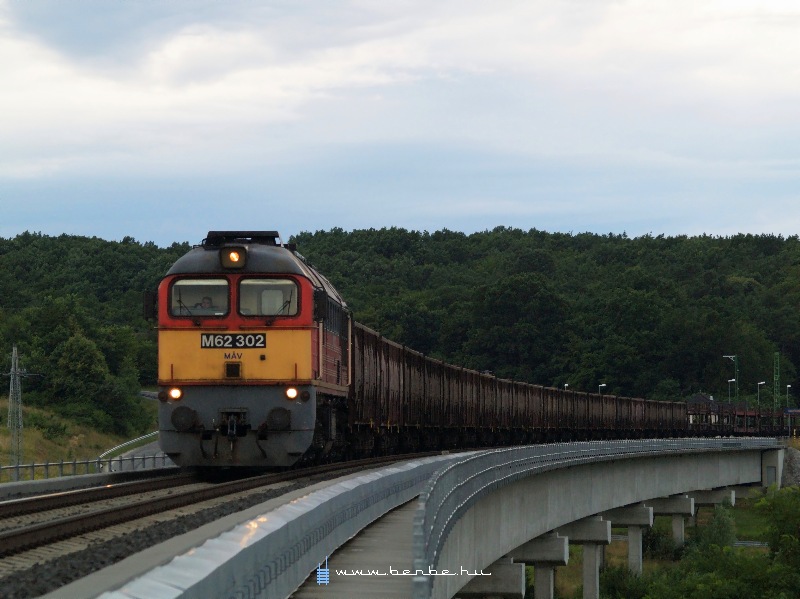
2, 0, 799, 246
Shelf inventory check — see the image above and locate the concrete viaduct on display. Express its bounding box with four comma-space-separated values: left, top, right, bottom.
411, 439, 782, 599
72, 438, 782, 599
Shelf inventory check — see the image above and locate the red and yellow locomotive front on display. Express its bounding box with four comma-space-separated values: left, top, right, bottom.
156, 231, 349, 467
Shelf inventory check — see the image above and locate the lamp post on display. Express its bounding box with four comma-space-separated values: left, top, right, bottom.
564, 383, 569, 390
598, 383, 606, 395
787, 384, 792, 409
757, 381, 766, 407
727, 379, 735, 403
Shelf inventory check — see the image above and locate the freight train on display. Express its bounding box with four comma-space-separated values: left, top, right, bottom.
148, 231, 788, 468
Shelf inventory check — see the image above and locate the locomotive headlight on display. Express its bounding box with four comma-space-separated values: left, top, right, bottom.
285, 387, 299, 400
168, 387, 183, 400
220, 247, 247, 269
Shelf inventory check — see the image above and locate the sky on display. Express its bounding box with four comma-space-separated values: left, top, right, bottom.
1, 0, 799, 247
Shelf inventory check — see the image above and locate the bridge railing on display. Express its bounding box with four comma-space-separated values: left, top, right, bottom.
0, 452, 172, 483
97, 431, 159, 460
0, 431, 173, 483
412, 437, 783, 599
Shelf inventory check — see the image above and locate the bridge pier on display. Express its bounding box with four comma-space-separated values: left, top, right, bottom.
582, 544, 603, 599
508, 533, 569, 599
672, 515, 685, 546
602, 505, 653, 575
686, 488, 737, 539
556, 517, 611, 599
533, 566, 555, 599
690, 489, 735, 508
645, 495, 694, 548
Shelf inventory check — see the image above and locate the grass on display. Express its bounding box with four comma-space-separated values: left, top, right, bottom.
0, 395, 157, 467
728, 497, 770, 541
554, 545, 585, 598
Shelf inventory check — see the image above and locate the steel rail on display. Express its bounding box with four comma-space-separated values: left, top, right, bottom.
0, 472, 196, 519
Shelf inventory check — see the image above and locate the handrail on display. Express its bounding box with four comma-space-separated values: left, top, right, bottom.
0, 431, 165, 483
98, 431, 159, 459
0, 452, 172, 483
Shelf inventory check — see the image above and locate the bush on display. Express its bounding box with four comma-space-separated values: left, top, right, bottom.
695, 505, 737, 549
643, 522, 682, 560
757, 486, 800, 567
600, 565, 650, 599
25, 411, 69, 441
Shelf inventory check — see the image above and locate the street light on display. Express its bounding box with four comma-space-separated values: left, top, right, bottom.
599, 383, 607, 395
564, 383, 569, 390
787, 385, 792, 409
757, 381, 766, 406
727, 379, 735, 403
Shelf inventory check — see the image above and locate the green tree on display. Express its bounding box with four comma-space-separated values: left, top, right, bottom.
757, 486, 800, 566
50, 333, 117, 431
695, 505, 737, 549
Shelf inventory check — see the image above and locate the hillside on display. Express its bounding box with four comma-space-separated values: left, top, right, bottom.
294, 228, 800, 402
1, 228, 799, 437
0, 396, 158, 465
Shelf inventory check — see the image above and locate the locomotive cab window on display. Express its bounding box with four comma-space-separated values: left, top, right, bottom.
239, 279, 299, 316
170, 279, 229, 316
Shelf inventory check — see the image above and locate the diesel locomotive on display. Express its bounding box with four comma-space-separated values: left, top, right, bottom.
152, 231, 350, 467
150, 231, 785, 469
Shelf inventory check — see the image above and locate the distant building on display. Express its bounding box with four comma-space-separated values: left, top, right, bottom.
687, 393, 718, 427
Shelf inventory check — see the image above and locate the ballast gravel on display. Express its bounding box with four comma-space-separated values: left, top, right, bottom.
0, 468, 363, 599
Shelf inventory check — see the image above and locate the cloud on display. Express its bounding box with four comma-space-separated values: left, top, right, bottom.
1, 0, 799, 244
3, 2, 800, 164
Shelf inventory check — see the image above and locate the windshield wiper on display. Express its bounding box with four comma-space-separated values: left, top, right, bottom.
277, 290, 294, 315
177, 290, 193, 315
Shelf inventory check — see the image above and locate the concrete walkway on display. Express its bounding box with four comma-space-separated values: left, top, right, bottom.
291, 500, 417, 599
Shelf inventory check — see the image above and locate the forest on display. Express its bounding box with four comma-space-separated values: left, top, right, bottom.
1, 227, 799, 435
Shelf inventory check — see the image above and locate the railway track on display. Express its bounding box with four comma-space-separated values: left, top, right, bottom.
0, 472, 196, 521
0, 452, 444, 598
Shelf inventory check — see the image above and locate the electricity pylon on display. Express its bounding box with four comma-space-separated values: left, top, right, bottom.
7, 345, 24, 470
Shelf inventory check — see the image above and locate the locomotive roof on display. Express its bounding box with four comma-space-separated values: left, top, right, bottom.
203, 231, 283, 246
165, 232, 347, 307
